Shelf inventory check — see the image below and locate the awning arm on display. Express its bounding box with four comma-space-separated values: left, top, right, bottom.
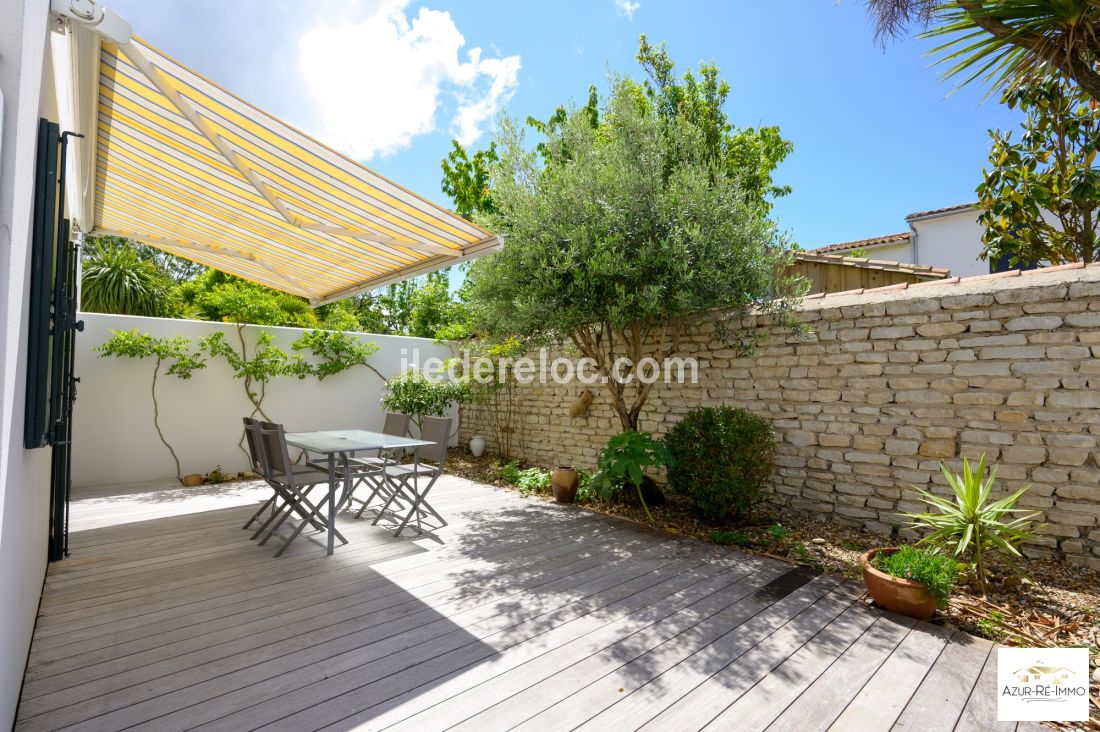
116, 42, 461, 259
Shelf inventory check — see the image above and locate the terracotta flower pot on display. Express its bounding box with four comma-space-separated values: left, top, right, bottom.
181, 473, 204, 487
551, 466, 579, 503
860, 548, 938, 620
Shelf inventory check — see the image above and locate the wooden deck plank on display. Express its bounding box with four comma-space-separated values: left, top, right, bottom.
20, 523, 647, 707
362, 562, 783, 731
573, 574, 843, 732
827, 621, 953, 730
643, 581, 864, 731
762, 610, 916, 731
21, 533, 688, 728
891, 632, 992, 732
17, 479, 1010, 732
702, 596, 884, 731
954, 646, 1017, 732
133, 555, 720, 732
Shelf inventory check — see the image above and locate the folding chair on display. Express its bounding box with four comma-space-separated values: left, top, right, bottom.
340, 412, 411, 518
373, 416, 451, 536
241, 417, 320, 531
251, 421, 348, 557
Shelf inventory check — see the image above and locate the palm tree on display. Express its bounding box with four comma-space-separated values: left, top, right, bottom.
866, 0, 1100, 100
81, 237, 167, 316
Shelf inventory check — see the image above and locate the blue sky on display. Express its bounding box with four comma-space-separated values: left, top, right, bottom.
110, 0, 1022, 248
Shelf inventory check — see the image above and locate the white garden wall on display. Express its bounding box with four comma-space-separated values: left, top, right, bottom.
73, 313, 457, 488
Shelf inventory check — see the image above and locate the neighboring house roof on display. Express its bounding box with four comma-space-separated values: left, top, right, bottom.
793, 250, 949, 280
906, 202, 979, 221
812, 232, 911, 254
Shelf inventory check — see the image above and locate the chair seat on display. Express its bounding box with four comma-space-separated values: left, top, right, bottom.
385, 463, 438, 478
270, 468, 331, 485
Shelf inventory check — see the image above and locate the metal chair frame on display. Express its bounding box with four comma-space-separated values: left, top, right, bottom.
251, 421, 348, 557
372, 416, 451, 537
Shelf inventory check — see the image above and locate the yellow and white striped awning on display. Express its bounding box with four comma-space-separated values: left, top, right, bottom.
65, 33, 499, 305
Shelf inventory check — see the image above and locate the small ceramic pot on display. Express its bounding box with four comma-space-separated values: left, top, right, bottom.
181, 473, 204, 487
468, 435, 486, 457
552, 466, 579, 503
861, 547, 938, 620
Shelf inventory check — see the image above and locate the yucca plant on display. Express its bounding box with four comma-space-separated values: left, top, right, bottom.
866, 0, 1100, 102
903, 454, 1042, 595
81, 238, 167, 316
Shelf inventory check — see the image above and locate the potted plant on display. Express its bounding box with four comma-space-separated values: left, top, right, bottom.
861, 545, 956, 620
903, 454, 1041, 596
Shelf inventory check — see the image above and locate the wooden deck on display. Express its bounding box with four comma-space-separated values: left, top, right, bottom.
16, 476, 1030, 731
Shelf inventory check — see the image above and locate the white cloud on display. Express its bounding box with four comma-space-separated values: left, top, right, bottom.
298, 0, 520, 159
614, 0, 640, 21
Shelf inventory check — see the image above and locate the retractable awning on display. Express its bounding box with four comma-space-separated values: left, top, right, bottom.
57, 23, 500, 305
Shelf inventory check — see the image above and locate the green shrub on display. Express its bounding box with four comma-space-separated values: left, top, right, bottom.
514, 467, 551, 495
708, 530, 751, 547
664, 407, 775, 523
497, 461, 551, 496
873, 545, 957, 606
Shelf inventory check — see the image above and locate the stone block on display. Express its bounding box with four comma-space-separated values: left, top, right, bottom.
919, 439, 955, 458
1005, 315, 1064, 331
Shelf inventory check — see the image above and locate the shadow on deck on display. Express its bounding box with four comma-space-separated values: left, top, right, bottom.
16, 477, 1020, 731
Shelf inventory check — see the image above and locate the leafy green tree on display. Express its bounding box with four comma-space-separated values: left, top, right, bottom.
409, 271, 470, 340
465, 80, 803, 431
96, 329, 206, 481
81, 237, 170, 317
977, 77, 1100, 266
636, 35, 793, 207
440, 141, 498, 218
866, 0, 1100, 101
180, 270, 319, 328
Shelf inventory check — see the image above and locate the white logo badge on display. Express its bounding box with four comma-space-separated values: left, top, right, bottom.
997, 647, 1090, 722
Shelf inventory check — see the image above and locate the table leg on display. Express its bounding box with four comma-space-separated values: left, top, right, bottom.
327, 453, 336, 556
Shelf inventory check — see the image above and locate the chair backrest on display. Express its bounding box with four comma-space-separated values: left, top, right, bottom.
242, 417, 262, 473
258, 421, 293, 480
419, 416, 451, 469
382, 412, 410, 437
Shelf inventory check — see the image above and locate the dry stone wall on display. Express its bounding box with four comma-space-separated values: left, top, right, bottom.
460, 264, 1100, 569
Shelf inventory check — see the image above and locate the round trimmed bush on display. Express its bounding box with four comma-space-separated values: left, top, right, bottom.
664, 407, 775, 523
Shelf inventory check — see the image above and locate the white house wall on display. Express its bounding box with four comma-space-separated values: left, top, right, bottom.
73, 314, 459, 488
0, 0, 55, 725
911, 209, 989, 277
859, 240, 913, 264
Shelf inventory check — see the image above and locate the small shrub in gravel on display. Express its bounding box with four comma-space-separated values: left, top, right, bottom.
664, 407, 775, 523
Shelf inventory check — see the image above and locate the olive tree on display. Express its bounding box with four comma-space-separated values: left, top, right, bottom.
464, 80, 804, 431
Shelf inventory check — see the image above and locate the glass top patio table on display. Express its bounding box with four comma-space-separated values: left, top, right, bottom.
284, 429, 434, 454
283, 429, 436, 554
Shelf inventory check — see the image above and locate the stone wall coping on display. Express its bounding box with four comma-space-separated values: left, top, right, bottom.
798, 261, 1100, 312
